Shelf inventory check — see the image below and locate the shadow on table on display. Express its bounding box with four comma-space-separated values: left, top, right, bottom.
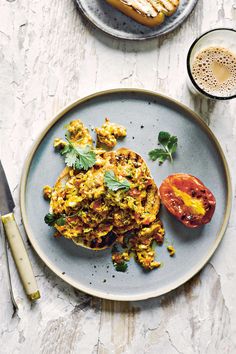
191, 94, 217, 126
27, 236, 225, 330
91, 25, 184, 54
75, 3, 190, 54
100, 261, 222, 317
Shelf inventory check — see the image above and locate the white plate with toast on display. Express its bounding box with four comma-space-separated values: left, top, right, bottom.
75, 0, 199, 40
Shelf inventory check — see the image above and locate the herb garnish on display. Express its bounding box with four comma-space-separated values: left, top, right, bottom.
149, 131, 178, 165
114, 262, 128, 272
44, 213, 66, 227
61, 139, 96, 171
104, 171, 130, 192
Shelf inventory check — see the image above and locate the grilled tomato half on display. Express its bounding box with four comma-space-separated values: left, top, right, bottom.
159, 173, 216, 228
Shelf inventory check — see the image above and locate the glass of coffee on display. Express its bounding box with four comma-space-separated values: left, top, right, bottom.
187, 28, 236, 100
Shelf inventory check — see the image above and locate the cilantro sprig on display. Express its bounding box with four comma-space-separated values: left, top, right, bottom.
104, 171, 130, 192
149, 131, 178, 165
44, 213, 66, 227
114, 262, 128, 272
60, 138, 96, 171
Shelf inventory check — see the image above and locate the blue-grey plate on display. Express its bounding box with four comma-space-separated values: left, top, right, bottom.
20, 89, 231, 301
75, 0, 199, 40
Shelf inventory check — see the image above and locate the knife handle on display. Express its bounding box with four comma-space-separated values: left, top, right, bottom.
2, 213, 40, 301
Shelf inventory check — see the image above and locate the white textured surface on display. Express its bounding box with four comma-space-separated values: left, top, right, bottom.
0, 1, 236, 353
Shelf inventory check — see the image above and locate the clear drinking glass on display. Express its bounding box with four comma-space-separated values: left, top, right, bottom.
187, 28, 236, 100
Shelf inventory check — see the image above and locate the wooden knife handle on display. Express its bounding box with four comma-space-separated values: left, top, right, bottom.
2, 213, 40, 301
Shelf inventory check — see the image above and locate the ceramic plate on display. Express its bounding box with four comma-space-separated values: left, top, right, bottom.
75, 0, 199, 40
20, 89, 231, 301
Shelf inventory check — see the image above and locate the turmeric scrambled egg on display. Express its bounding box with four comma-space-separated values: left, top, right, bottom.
95, 118, 127, 147
44, 119, 165, 270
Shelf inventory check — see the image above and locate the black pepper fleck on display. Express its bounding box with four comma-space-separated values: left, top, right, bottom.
62, 272, 65, 275
112, 275, 115, 278
103, 279, 106, 283
140, 125, 144, 129
132, 137, 135, 140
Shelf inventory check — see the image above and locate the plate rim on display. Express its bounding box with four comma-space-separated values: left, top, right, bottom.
20, 88, 232, 301
75, 0, 199, 40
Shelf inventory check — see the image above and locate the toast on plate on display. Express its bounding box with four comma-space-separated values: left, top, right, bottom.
106, 0, 180, 27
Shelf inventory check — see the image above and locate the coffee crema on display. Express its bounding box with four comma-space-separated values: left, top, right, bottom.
191, 46, 236, 97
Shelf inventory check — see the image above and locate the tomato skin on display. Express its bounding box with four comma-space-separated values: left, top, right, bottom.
159, 174, 216, 228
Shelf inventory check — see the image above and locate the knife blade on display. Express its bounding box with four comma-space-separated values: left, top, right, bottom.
0, 161, 15, 214
0, 161, 40, 301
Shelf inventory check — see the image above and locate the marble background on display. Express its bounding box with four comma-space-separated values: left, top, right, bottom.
0, 0, 236, 353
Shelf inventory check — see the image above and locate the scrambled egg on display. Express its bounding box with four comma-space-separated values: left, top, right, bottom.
112, 220, 164, 270
54, 120, 93, 149
95, 118, 127, 147
44, 119, 165, 270
167, 245, 176, 257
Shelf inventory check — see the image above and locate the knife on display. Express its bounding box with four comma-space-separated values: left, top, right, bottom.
0, 214, 18, 311
0, 161, 40, 301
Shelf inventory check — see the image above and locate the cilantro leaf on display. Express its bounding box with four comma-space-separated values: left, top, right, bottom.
114, 262, 128, 272
64, 149, 78, 167
158, 131, 171, 145
55, 217, 66, 226
149, 149, 168, 161
44, 213, 56, 226
44, 213, 66, 227
149, 131, 178, 165
167, 136, 178, 154
61, 139, 96, 171
104, 171, 130, 192
60, 144, 71, 155
75, 145, 96, 171
149, 149, 169, 165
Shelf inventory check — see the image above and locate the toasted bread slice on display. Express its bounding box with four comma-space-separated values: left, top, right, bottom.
72, 231, 117, 250
106, 0, 179, 27
148, 0, 179, 16
106, 0, 165, 27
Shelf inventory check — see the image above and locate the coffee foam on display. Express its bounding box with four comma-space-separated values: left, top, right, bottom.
191, 47, 236, 97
